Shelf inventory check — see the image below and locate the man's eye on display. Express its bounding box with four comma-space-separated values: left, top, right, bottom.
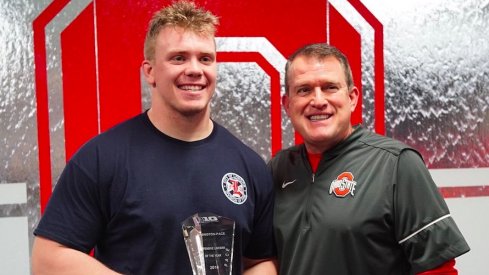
201, 56, 214, 63
297, 88, 310, 95
323, 85, 339, 92
172, 55, 185, 62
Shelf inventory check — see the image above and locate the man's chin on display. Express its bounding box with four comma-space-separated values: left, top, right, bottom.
305, 133, 336, 145
179, 106, 208, 117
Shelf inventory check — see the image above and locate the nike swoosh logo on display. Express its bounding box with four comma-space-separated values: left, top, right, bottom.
282, 179, 296, 189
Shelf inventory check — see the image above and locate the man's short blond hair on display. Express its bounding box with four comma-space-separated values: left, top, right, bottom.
143, 0, 219, 60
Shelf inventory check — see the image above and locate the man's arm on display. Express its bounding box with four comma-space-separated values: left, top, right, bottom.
243, 257, 278, 275
32, 236, 122, 275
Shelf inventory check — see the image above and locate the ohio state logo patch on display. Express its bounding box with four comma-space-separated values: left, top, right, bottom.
329, 172, 357, 198
222, 172, 248, 204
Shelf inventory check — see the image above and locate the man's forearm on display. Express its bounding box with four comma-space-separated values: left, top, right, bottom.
32, 237, 122, 275
243, 258, 278, 275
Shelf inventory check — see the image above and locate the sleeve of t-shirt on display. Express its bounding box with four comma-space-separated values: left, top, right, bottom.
243, 161, 276, 259
33, 145, 107, 253
393, 149, 470, 273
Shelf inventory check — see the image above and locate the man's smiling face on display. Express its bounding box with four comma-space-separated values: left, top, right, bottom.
283, 55, 359, 153
144, 26, 217, 117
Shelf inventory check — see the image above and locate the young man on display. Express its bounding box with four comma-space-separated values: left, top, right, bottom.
269, 43, 469, 274
32, 1, 277, 274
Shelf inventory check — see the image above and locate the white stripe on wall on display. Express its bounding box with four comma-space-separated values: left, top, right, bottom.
0, 183, 27, 205
429, 168, 489, 187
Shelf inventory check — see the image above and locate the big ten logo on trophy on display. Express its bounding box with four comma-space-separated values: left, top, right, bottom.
33, 0, 383, 212
199, 215, 219, 223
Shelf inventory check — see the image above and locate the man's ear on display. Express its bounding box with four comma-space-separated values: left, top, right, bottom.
282, 94, 291, 117
348, 86, 359, 112
141, 60, 155, 87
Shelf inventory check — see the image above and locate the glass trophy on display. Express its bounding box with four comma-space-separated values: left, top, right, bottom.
182, 212, 235, 275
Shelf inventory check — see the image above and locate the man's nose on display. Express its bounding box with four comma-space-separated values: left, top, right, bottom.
310, 87, 327, 107
185, 58, 203, 77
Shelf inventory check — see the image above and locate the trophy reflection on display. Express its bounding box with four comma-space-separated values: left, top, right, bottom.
182, 213, 235, 275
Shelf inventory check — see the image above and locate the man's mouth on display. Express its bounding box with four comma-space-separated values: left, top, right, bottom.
309, 114, 331, 121
178, 85, 205, 91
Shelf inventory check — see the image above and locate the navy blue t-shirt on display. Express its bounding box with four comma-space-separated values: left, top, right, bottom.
34, 112, 275, 274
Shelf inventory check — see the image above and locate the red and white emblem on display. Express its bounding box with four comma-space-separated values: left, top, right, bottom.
329, 172, 357, 198
222, 172, 248, 205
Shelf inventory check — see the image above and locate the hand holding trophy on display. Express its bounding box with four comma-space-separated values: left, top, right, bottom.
182, 213, 235, 275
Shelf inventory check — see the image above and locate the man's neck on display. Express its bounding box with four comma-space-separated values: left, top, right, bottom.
147, 107, 214, 142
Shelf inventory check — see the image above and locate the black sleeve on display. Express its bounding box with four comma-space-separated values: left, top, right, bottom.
34, 145, 107, 253
394, 149, 470, 272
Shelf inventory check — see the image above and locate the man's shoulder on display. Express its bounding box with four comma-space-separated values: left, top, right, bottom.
357, 127, 415, 157
274, 144, 303, 156
100, 113, 146, 137
269, 144, 303, 166
213, 122, 266, 162
73, 113, 146, 156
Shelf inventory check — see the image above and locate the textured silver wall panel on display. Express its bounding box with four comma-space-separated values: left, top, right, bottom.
364, 0, 489, 168
212, 63, 272, 161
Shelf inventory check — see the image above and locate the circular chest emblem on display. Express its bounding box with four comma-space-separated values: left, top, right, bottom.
221, 172, 248, 205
